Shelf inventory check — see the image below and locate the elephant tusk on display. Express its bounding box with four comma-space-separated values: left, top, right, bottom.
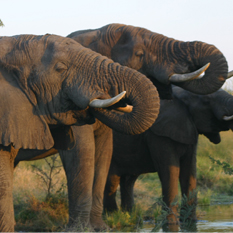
223, 115, 233, 121
169, 63, 210, 83
116, 105, 133, 113
227, 70, 233, 79
89, 91, 126, 108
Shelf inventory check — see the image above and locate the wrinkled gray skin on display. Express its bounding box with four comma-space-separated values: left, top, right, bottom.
104, 86, 233, 230
0, 34, 160, 232
65, 24, 227, 229
68, 23, 228, 97
15, 24, 229, 231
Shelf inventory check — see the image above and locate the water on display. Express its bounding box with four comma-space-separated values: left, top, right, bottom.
141, 204, 233, 232
197, 204, 233, 232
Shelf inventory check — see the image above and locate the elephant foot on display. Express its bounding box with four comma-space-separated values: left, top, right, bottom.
66, 218, 94, 232
164, 214, 180, 232
90, 216, 110, 232
162, 222, 179, 232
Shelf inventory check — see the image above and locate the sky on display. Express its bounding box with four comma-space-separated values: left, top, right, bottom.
1, 0, 233, 89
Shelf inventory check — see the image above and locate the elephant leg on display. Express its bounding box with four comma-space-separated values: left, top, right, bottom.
147, 135, 180, 227
157, 164, 180, 232
158, 165, 180, 222
59, 125, 95, 231
104, 173, 120, 212
0, 145, 18, 232
120, 174, 139, 212
90, 125, 113, 231
179, 146, 197, 222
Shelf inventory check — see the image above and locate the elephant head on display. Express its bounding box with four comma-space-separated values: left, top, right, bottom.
68, 24, 228, 98
150, 85, 233, 145
0, 34, 159, 150
172, 86, 233, 144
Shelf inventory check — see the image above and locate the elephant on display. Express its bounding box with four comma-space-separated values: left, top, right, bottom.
15, 23, 230, 231
15, 24, 229, 231
64, 24, 228, 228
103, 86, 233, 229
0, 34, 160, 232
67, 23, 228, 97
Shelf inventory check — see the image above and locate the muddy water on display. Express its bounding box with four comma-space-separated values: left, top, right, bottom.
141, 204, 233, 232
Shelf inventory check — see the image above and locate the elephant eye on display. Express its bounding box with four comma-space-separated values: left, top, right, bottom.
55, 62, 68, 73
135, 50, 144, 57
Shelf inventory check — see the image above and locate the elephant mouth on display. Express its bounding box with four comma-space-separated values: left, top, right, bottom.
147, 75, 173, 99
223, 115, 233, 121
168, 63, 210, 83
105, 99, 133, 113
222, 115, 233, 131
73, 94, 134, 127
89, 91, 133, 113
73, 109, 96, 126
89, 91, 127, 108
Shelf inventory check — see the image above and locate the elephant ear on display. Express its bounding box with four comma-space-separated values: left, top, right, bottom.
150, 99, 198, 144
50, 126, 75, 150
69, 30, 99, 48
203, 132, 221, 144
0, 72, 54, 150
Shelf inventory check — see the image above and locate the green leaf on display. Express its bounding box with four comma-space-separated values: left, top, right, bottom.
0, 19, 4, 27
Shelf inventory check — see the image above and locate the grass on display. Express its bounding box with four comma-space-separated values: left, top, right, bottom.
14, 155, 69, 232
15, 195, 68, 232
196, 131, 233, 196
12, 130, 233, 231
105, 205, 143, 231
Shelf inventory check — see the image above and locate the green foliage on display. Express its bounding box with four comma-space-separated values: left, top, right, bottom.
151, 198, 169, 231
196, 132, 233, 195
105, 205, 143, 231
0, 19, 4, 27
151, 193, 197, 232
197, 189, 212, 206
209, 156, 233, 175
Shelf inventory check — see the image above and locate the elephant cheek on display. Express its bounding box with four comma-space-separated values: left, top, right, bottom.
123, 56, 143, 71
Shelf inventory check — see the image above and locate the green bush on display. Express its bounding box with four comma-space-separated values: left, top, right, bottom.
197, 131, 233, 196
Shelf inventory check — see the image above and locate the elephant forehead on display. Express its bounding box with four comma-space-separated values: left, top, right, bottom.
41, 36, 79, 59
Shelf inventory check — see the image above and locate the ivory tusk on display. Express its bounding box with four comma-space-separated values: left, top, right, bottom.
223, 115, 233, 121
227, 70, 233, 79
89, 91, 126, 108
116, 105, 133, 113
169, 63, 210, 83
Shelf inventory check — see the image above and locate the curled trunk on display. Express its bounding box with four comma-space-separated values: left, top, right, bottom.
171, 41, 228, 94
68, 25, 228, 95
89, 61, 160, 135
67, 46, 160, 135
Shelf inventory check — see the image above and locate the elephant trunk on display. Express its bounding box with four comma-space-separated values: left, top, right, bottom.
212, 90, 233, 120
91, 62, 160, 135
175, 41, 228, 94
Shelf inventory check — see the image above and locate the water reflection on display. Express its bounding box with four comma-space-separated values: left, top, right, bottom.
197, 204, 233, 232
142, 204, 233, 232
